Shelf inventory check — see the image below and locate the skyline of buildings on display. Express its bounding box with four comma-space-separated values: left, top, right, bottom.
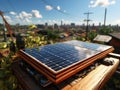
0, 0, 120, 25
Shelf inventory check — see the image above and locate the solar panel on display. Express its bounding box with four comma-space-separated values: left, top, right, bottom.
18, 40, 114, 84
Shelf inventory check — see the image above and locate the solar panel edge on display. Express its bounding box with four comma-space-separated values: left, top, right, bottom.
54, 46, 114, 84
55, 46, 114, 77
18, 40, 114, 84
20, 41, 114, 73
18, 52, 60, 83
18, 50, 58, 75
65, 40, 113, 51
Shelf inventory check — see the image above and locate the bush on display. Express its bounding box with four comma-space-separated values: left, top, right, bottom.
0, 53, 18, 90
88, 31, 97, 41
99, 27, 113, 35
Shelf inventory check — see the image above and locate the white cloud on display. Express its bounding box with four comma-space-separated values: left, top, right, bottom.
16, 11, 32, 20
21, 11, 32, 18
90, 0, 94, 4
4, 16, 13, 23
111, 0, 116, 4
45, 5, 53, 11
32, 10, 42, 18
16, 14, 23, 19
16, 15, 21, 19
15, 10, 42, 21
56, 6, 61, 10
9, 11, 17, 15
24, 18, 32, 23
89, 0, 116, 7
4, 16, 11, 20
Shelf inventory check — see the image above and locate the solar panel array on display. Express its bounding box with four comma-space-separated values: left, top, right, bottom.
19, 40, 114, 84
23, 40, 112, 72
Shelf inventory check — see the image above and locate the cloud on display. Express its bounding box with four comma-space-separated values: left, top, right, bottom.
15, 10, 42, 24
24, 18, 32, 23
4, 16, 11, 20
4, 16, 13, 23
9, 11, 17, 15
56, 6, 61, 10
16, 14, 24, 20
16, 11, 32, 20
32, 10, 42, 18
21, 11, 32, 18
45, 5, 53, 11
89, 0, 116, 7
15, 10, 42, 20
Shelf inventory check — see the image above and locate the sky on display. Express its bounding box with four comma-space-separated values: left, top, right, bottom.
0, 0, 120, 25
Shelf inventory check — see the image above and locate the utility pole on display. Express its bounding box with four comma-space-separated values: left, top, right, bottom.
104, 8, 107, 27
84, 12, 93, 40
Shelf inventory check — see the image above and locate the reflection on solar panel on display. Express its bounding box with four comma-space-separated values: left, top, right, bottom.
18, 40, 114, 84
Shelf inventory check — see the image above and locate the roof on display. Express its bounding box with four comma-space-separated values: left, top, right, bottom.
94, 35, 112, 43
109, 33, 120, 40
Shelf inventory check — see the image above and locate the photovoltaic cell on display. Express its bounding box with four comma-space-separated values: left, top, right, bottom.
23, 40, 112, 72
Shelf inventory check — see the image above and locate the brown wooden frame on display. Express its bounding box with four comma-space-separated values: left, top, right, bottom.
18, 43, 114, 84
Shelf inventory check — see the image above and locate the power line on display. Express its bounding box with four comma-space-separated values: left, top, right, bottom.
40, 0, 85, 24
41, 0, 69, 15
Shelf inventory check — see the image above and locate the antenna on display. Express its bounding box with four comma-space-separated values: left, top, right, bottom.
104, 8, 107, 27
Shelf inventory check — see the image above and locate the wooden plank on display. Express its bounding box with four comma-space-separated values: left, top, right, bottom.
57, 81, 72, 90
12, 57, 119, 90
12, 61, 57, 90
70, 57, 119, 90
109, 53, 120, 59
12, 61, 42, 90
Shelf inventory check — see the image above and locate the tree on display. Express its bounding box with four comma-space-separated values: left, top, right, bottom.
88, 31, 97, 41
28, 24, 37, 30
99, 26, 113, 35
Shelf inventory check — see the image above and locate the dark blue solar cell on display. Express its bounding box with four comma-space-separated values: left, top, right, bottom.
23, 40, 112, 72
51, 66, 63, 71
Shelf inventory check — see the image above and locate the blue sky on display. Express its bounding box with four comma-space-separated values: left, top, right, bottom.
0, 0, 120, 25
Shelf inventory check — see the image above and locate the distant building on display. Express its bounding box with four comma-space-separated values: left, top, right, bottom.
99, 22, 101, 27
36, 24, 44, 29
61, 20, 63, 27
54, 23, 59, 29
45, 23, 48, 26
71, 23, 75, 28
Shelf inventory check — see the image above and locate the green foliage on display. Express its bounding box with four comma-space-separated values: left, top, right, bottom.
24, 35, 49, 48
28, 24, 37, 30
88, 31, 97, 41
99, 27, 113, 35
102, 74, 120, 90
0, 42, 8, 49
75, 36, 86, 41
47, 30, 59, 40
0, 53, 18, 90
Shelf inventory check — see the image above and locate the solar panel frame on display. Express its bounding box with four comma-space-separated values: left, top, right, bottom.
20, 43, 100, 73
18, 40, 114, 84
